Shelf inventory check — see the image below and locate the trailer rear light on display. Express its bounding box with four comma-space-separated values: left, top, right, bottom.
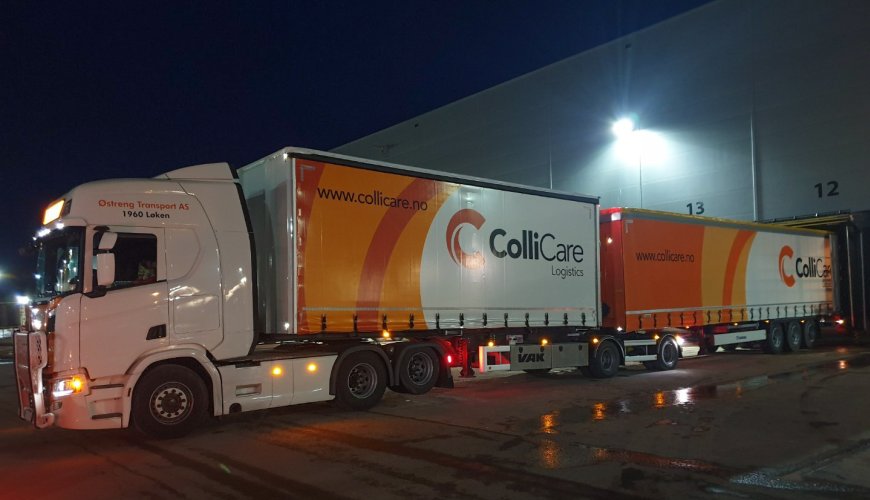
592, 338, 600, 344
446, 354, 453, 364
306, 362, 318, 373
654, 334, 660, 340
835, 319, 845, 325
272, 366, 283, 377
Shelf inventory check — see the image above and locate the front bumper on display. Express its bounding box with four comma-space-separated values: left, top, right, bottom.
13, 330, 55, 428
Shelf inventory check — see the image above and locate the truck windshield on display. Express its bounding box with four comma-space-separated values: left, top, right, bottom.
34, 227, 84, 299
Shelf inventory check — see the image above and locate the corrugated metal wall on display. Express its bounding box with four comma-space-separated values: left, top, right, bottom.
334, 0, 870, 223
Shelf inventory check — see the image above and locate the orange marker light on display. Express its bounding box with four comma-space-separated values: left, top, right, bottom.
71, 376, 83, 392
592, 338, 600, 344
306, 363, 317, 373
272, 366, 283, 376
43, 200, 65, 225
541, 338, 549, 346
382, 330, 391, 339
487, 340, 495, 347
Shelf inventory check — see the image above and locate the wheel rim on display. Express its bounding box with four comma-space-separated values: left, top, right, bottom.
407, 352, 434, 386
772, 328, 783, 348
348, 362, 378, 399
806, 324, 818, 344
150, 382, 193, 425
788, 324, 801, 346
662, 341, 678, 367
601, 346, 615, 371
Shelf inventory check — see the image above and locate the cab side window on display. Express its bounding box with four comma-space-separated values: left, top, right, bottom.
100, 233, 158, 290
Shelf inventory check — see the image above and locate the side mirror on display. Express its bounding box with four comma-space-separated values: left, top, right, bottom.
96, 253, 116, 287
96, 231, 118, 251
94, 231, 118, 287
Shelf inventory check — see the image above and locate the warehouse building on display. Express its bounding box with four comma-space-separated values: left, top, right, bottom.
335, 0, 870, 331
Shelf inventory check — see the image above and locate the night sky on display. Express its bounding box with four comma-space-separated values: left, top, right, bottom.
1, 0, 710, 300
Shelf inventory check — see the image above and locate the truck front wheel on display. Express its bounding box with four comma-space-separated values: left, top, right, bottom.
589, 341, 620, 378
335, 351, 387, 410
132, 364, 208, 439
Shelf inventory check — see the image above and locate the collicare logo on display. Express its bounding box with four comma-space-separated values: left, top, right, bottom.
446, 209, 486, 269
779, 245, 796, 287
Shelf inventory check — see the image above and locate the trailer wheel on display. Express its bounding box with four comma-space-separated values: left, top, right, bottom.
396, 348, 439, 395
784, 320, 802, 352
335, 351, 387, 410
644, 337, 679, 371
763, 322, 785, 354
590, 341, 620, 378
132, 364, 208, 439
802, 320, 819, 349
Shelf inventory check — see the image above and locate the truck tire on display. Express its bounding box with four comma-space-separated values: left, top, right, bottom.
589, 341, 620, 378
784, 320, 802, 352
132, 364, 208, 439
334, 351, 387, 410
396, 348, 439, 395
802, 320, 819, 349
644, 337, 679, 371
763, 322, 785, 354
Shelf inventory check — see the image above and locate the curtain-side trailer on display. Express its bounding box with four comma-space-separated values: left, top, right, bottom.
600, 208, 836, 354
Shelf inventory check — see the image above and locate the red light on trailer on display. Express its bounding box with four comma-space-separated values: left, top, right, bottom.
446, 354, 453, 364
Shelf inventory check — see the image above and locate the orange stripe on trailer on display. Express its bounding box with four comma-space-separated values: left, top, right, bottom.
721, 230, 756, 307
354, 178, 439, 330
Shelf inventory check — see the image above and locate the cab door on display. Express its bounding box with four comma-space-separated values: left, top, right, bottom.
80, 227, 169, 379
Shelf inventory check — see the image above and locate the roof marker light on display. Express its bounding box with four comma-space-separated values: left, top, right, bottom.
43, 199, 65, 225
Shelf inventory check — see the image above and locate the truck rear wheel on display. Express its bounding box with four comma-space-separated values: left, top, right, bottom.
644, 337, 679, 371
396, 348, 439, 395
335, 351, 387, 410
589, 341, 620, 378
803, 320, 819, 349
784, 320, 802, 352
763, 322, 785, 354
132, 364, 208, 439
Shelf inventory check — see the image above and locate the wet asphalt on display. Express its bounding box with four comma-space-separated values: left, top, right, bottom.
1, 339, 869, 499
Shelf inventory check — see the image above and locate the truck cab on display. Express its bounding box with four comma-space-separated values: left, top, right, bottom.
17, 164, 256, 433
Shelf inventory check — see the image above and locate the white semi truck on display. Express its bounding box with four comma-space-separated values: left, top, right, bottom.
14, 148, 835, 437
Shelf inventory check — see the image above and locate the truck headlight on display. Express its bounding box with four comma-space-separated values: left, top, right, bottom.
52, 375, 87, 398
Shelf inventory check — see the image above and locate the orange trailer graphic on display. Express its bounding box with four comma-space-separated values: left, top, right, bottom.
600, 208, 834, 333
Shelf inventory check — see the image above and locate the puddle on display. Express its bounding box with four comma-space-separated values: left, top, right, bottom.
525, 352, 870, 474
586, 353, 870, 421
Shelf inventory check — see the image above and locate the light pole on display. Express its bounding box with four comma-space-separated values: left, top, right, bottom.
612, 118, 643, 208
